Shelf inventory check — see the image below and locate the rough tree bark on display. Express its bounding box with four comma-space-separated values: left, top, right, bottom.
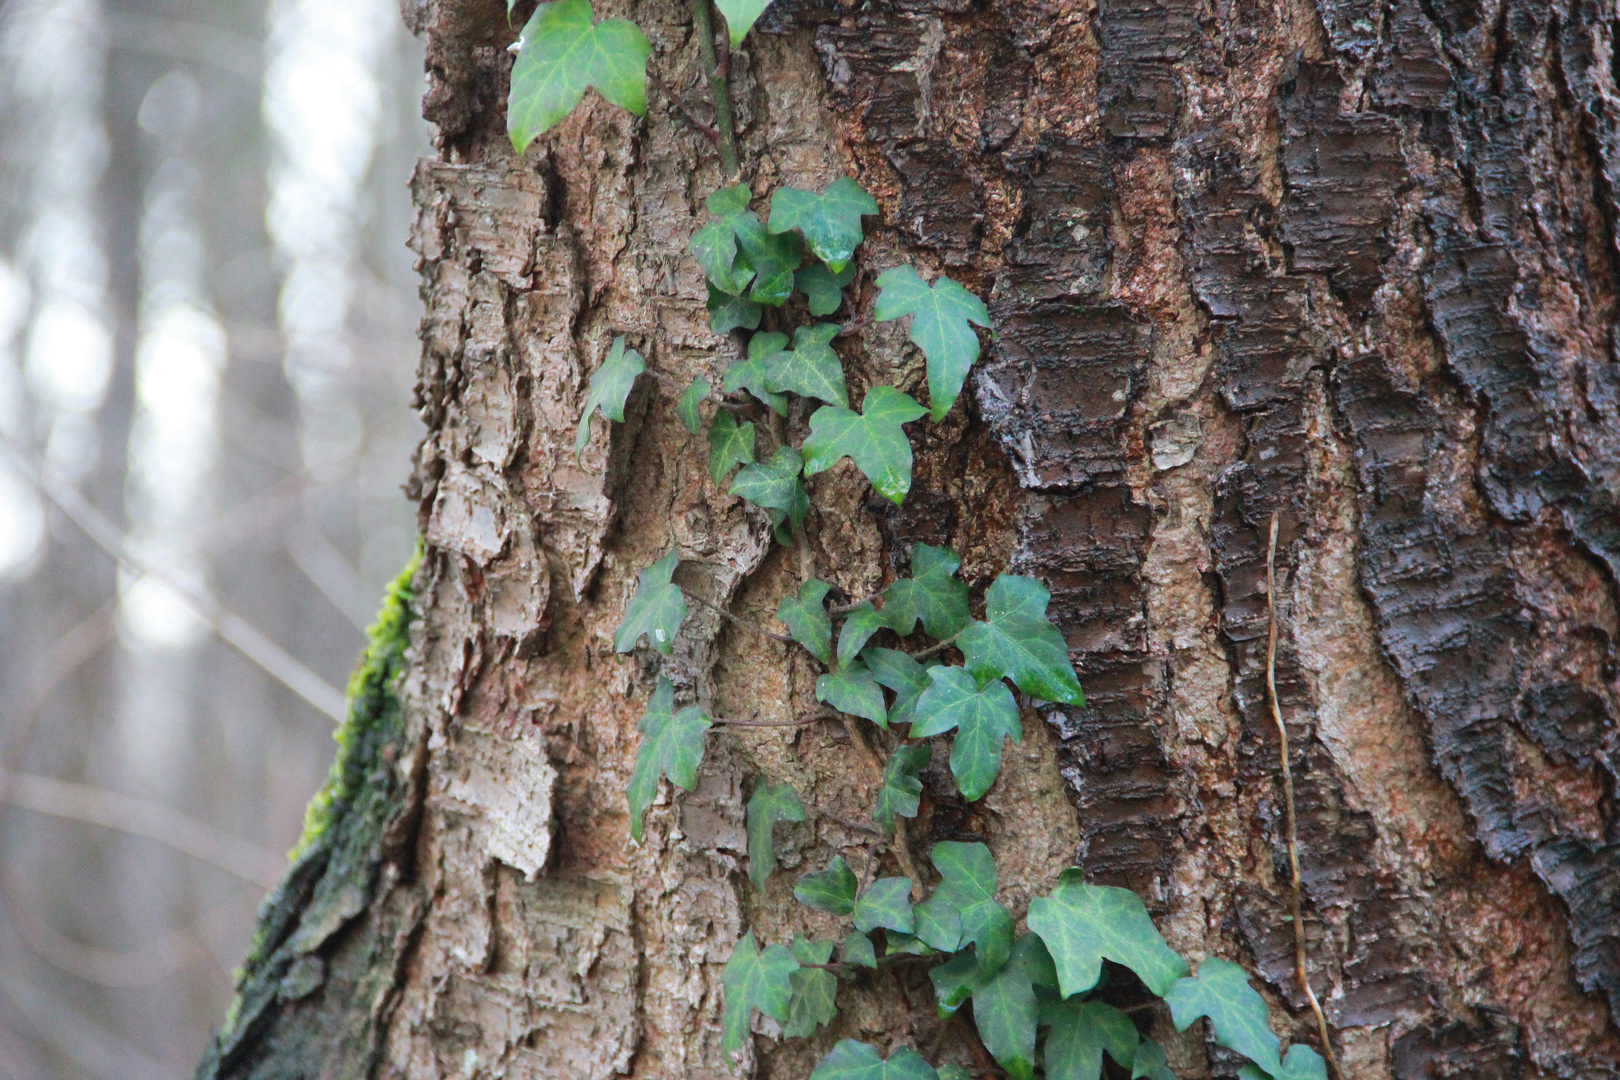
194, 0, 1620, 1076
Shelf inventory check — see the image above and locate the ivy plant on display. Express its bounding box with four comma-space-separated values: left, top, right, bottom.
507, 0, 650, 150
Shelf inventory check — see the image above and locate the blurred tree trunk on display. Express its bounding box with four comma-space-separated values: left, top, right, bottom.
195, 0, 1620, 1077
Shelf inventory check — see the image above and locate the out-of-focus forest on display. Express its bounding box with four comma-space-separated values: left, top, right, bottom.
0, 0, 428, 1075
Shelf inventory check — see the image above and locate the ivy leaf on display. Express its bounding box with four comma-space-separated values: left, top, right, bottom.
784, 936, 839, 1039
721, 930, 800, 1052
873, 264, 991, 422
853, 877, 915, 935
910, 667, 1022, 801
694, 186, 804, 306
970, 935, 1057, 1080
1130, 1041, 1177, 1080
707, 411, 756, 485
746, 780, 806, 888
1238, 1045, 1329, 1080
614, 552, 688, 655
626, 676, 711, 841
778, 579, 833, 664
715, 0, 771, 45
958, 575, 1084, 705
864, 647, 935, 729
803, 386, 927, 505
880, 544, 970, 640
1164, 958, 1282, 1076
816, 659, 888, 726
937, 1068, 972, 1080
722, 331, 789, 415
708, 285, 762, 332
1027, 869, 1190, 999
873, 741, 930, 832
677, 375, 711, 434
927, 841, 1014, 971
768, 178, 880, 274
837, 602, 885, 668
912, 892, 962, 953
795, 855, 859, 915
733, 215, 804, 306
763, 322, 848, 407
809, 1041, 939, 1080
1044, 1000, 1141, 1080
929, 947, 987, 1014
843, 931, 878, 968
693, 218, 755, 295
574, 335, 645, 455
884, 931, 937, 957
507, 0, 651, 150
797, 262, 856, 316
731, 445, 810, 543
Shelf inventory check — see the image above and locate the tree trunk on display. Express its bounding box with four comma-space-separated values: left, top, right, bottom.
194, 0, 1620, 1077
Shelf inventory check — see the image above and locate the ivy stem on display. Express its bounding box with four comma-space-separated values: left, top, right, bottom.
909, 629, 964, 661
690, 0, 740, 179
646, 70, 721, 147
680, 586, 793, 644
709, 710, 834, 728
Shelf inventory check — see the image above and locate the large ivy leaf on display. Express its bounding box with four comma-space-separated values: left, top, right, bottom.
768, 178, 880, 274
863, 647, 934, 729
803, 386, 927, 505
1130, 1041, 1176, 1080
784, 936, 839, 1039
722, 330, 789, 415
880, 544, 970, 640
912, 891, 963, 953
707, 411, 756, 485
971, 935, 1056, 1080
843, 931, 878, 968
715, 0, 771, 45
614, 552, 688, 655
777, 579, 833, 663
873, 741, 930, 831
911, 667, 1022, 801
763, 322, 848, 407
873, 265, 991, 421
816, 659, 888, 726
853, 877, 915, 935
1238, 1045, 1329, 1080
837, 602, 885, 668
626, 677, 711, 841
927, 841, 1014, 971
1044, 999, 1140, 1080
810, 1041, 939, 1080
1164, 958, 1282, 1076
677, 375, 711, 434
507, 0, 651, 150
958, 575, 1083, 705
1027, 869, 1190, 999
731, 445, 810, 543
708, 285, 762, 332
746, 780, 806, 888
721, 930, 800, 1052
574, 335, 645, 455
797, 262, 856, 316
795, 855, 859, 915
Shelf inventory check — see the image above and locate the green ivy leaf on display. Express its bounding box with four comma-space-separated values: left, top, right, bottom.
626, 676, 711, 841
746, 780, 806, 888
722, 331, 789, 415
853, 877, 915, 935
707, 411, 756, 485
809, 1041, 939, 1080
784, 936, 839, 1039
574, 335, 645, 455
1130, 1041, 1176, 1080
797, 262, 856, 316
768, 178, 879, 274
507, 0, 651, 150
763, 323, 848, 407
910, 667, 1021, 801
864, 647, 935, 729
693, 218, 755, 295
693, 186, 804, 306
880, 544, 970, 639
614, 552, 688, 655
884, 931, 937, 957
1238, 1045, 1329, 1080
873, 265, 991, 422
1044, 999, 1140, 1080
708, 285, 762, 332
1164, 958, 1282, 1076
1027, 869, 1190, 999
816, 658, 888, 726
734, 216, 804, 306
678, 375, 711, 434
927, 841, 1014, 971
843, 930, 878, 968
971, 935, 1057, 1080
731, 445, 809, 543
929, 947, 987, 1014
715, 0, 771, 45
778, 579, 833, 664
795, 855, 859, 915
958, 575, 1083, 705
912, 891, 963, 953
837, 602, 885, 668
803, 386, 927, 505
721, 930, 800, 1052
873, 741, 930, 832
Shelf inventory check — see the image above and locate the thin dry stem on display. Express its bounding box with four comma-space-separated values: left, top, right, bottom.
680, 586, 793, 644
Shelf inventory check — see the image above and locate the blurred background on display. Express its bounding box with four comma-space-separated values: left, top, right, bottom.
0, 0, 429, 1075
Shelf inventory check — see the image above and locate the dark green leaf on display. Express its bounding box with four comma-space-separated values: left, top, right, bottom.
721, 930, 800, 1052
784, 936, 839, 1038
626, 676, 711, 841
677, 375, 711, 434
795, 855, 859, 915
971, 936, 1055, 1080
958, 575, 1084, 705
707, 185, 752, 216
837, 602, 884, 668
1238, 1045, 1328, 1080
853, 877, 914, 935
1130, 1040, 1176, 1080
614, 552, 688, 655
928, 841, 1014, 971
694, 187, 804, 306
880, 543, 970, 639
929, 948, 987, 1015
763, 322, 848, 407
1044, 1000, 1140, 1080
872, 264, 991, 422
707, 410, 756, 485
768, 178, 880, 273
911, 667, 1022, 801
843, 931, 878, 968
746, 780, 806, 888
731, 445, 809, 542
574, 335, 645, 455
778, 579, 833, 664
507, 0, 651, 150
722, 331, 789, 415
873, 741, 930, 832
732, 213, 803, 305
863, 647, 934, 729
816, 659, 888, 726
1164, 958, 1281, 1076
708, 285, 762, 332
809, 1041, 939, 1080
1027, 869, 1189, 999
693, 218, 754, 295
883, 931, 937, 957
803, 386, 927, 504
912, 890, 963, 952
797, 262, 856, 316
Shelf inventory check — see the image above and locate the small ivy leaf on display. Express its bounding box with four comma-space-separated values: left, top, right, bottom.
864, 647, 935, 729
1164, 958, 1283, 1076
613, 552, 688, 655
910, 667, 1022, 802
731, 445, 810, 542
929, 948, 987, 1015
722, 331, 790, 415
733, 214, 803, 305
721, 930, 800, 1053
928, 841, 1014, 971
970, 936, 1054, 1080
574, 335, 645, 456
853, 877, 915, 935
803, 386, 927, 505
837, 602, 885, 668
778, 579, 834, 664
1237, 1045, 1329, 1080
873, 741, 930, 832
1044, 999, 1140, 1080
693, 218, 755, 295
677, 375, 711, 434
746, 780, 806, 888
796, 262, 856, 316
880, 543, 970, 640
795, 855, 859, 915
763, 323, 848, 407
1028, 869, 1190, 999
883, 931, 937, 957
708, 184, 753, 216
707, 411, 756, 485
626, 677, 711, 841
708, 285, 763, 333
507, 0, 651, 150
768, 178, 880, 274
873, 264, 991, 422
783, 936, 839, 1039
816, 659, 888, 727
1130, 1040, 1176, 1080
695, 187, 804, 306
958, 575, 1084, 705
714, 0, 772, 45
843, 930, 878, 968
809, 1041, 939, 1080
912, 890, 963, 952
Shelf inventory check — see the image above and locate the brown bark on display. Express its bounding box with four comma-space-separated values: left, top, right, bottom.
197, 0, 1620, 1077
